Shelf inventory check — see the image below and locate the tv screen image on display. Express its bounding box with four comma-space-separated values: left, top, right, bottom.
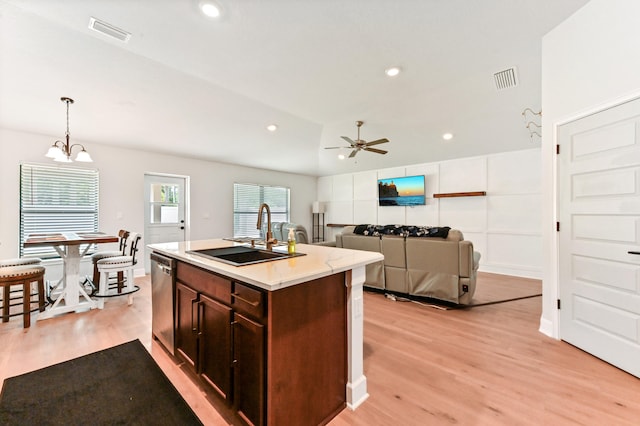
377, 175, 426, 206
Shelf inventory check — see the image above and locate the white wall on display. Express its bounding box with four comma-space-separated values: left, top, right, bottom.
541, 0, 640, 337
0, 128, 317, 279
318, 148, 542, 278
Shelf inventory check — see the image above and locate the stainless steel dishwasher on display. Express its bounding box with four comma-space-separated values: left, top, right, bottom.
150, 252, 176, 355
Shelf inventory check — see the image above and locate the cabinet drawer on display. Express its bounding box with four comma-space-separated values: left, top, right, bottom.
177, 261, 231, 304
232, 282, 265, 320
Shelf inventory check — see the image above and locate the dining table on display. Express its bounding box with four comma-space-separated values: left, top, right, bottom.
24, 232, 119, 320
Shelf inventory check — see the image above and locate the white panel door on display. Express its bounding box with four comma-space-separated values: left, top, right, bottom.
558, 97, 640, 378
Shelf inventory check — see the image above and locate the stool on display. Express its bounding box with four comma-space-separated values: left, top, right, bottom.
95, 232, 141, 309
0, 265, 46, 328
89, 230, 129, 292
0, 258, 42, 268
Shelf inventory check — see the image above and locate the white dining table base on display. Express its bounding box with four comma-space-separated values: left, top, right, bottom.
38, 244, 98, 320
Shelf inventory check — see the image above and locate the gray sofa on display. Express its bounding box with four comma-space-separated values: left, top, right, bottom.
266, 222, 309, 244
331, 225, 480, 304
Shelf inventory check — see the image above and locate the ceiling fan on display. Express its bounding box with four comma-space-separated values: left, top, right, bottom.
324, 121, 389, 158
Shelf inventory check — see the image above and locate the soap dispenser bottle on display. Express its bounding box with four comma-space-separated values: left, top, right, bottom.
287, 228, 296, 254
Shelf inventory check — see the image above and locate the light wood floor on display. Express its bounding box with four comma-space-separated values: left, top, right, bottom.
1, 272, 639, 425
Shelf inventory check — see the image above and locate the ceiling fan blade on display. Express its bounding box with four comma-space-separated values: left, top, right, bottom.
364, 147, 388, 155
341, 136, 357, 147
348, 149, 358, 158
365, 138, 389, 146
324, 146, 350, 149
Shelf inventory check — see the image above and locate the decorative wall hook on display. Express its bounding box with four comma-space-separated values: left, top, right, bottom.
521, 108, 542, 121
522, 108, 542, 142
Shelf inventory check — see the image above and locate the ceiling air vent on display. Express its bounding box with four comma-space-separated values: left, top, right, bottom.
88, 17, 131, 43
493, 67, 518, 91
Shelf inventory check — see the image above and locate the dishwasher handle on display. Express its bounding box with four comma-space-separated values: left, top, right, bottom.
150, 252, 176, 275
155, 262, 173, 275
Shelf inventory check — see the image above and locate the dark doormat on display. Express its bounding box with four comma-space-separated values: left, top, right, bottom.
0, 339, 202, 426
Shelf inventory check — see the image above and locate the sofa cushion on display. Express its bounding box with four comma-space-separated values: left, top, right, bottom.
339, 233, 385, 289
381, 236, 405, 268
406, 239, 459, 276
341, 233, 382, 253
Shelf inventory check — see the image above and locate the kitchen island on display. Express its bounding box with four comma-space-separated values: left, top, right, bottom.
148, 239, 383, 426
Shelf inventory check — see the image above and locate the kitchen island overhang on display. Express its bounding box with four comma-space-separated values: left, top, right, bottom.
149, 239, 383, 292
148, 239, 383, 423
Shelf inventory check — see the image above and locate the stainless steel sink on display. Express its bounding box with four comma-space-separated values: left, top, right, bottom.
187, 246, 304, 266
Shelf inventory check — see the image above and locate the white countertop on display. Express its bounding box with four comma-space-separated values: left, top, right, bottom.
148, 239, 383, 291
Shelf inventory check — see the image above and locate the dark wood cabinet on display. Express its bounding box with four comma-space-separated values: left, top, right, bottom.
173, 259, 347, 426
175, 262, 235, 402
198, 294, 233, 400
233, 312, 265, 426
175, 282, 198, 369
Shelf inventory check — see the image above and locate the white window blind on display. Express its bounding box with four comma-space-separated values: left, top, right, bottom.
233, 183, 290, 238
20, 163, 99, 258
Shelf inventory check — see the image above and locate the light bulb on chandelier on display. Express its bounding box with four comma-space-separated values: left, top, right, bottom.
45, 97, 93, 163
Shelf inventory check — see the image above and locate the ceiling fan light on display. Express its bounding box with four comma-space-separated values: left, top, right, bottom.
385, 66, 401, 77
200, 1, 222, 18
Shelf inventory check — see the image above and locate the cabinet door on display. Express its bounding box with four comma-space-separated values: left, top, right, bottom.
175, 281, 198, 370
233, 312, 265, 426
198, 294, 233, 400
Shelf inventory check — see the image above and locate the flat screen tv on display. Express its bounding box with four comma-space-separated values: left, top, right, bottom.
378, 175, 426, 206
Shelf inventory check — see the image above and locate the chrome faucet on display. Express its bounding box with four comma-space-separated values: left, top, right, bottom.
256, 203, 277, 251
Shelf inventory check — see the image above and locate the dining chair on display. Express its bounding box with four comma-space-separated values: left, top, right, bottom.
0, 264, 46, 328
95, 232, 141, 308
88, 230, 129, 293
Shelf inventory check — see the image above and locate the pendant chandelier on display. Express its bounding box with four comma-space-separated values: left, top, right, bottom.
45, 97, 93, 163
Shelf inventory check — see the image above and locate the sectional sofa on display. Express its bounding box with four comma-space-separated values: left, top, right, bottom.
328, 225, 480, 304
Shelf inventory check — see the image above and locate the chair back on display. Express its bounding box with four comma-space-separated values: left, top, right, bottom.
124, 232, 142, 264
118, 229, 130, 254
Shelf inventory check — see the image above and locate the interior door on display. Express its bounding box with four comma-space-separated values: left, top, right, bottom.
144, 173, 187, 272
558, 97, 640, 378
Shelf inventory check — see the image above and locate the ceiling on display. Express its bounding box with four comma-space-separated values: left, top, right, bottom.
0, 0, 589, 176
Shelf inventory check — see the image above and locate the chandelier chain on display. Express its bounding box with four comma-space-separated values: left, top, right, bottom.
65, 99, 70, 137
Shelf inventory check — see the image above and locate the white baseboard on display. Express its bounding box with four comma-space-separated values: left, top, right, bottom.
538, 316, 556, 339
479, 264, 542, 280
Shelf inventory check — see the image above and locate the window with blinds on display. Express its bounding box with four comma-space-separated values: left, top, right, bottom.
233, 183, 290, 238
20, 163, 99, 258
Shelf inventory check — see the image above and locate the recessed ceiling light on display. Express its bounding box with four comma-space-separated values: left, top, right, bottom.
338, 154, 345, 160
199, 1, 222, 18
385, 67, 401, 77
266, 124, 278, 132
442, 133, 453, 140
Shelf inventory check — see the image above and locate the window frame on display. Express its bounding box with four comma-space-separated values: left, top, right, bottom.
19, 162, 100, 259
233, 183, 290, 238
